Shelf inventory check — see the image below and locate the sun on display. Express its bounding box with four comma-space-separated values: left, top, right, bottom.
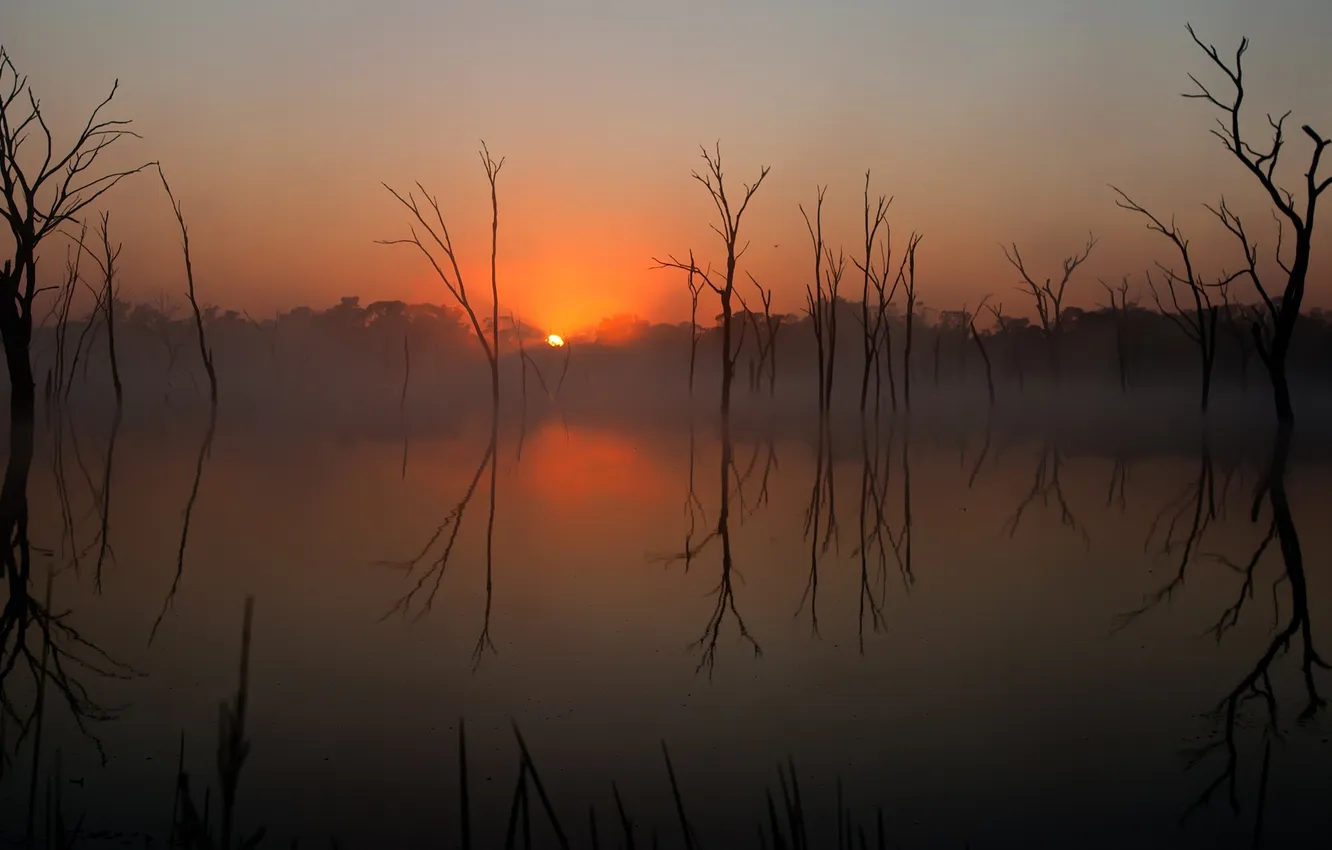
546, 334, 565, 347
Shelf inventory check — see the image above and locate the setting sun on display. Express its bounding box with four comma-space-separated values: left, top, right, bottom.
546, 334, 565, 347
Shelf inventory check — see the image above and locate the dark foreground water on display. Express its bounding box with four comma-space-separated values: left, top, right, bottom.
2, 405, 1330, 848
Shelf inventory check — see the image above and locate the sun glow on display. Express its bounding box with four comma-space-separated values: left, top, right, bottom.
546, 334, 565, 347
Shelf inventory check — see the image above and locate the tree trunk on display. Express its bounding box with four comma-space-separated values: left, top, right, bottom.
1269, 360, 1294, 426
720, 288, 734, 417
106, 294, 123, 404
0, 311, 35, 419
1200, 353, 1212, 413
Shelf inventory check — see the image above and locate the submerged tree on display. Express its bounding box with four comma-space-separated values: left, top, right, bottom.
381, 143, 506, 409
71, 211, 124, 404
654, 143, 770, 417
899, 232, 923, 411
999, 234, 1097, 385
854, 211, 902, 416
683, 250, 704, 397
0, 49, 149, 416
1179, 23, 1331, 426
821, 247, 847, 414
801, 186, 829, 414
856, 172, 892, 414
1111, 188, 1228, 412
969, 296, 997, 407
746, 272, 782, 397
1098, 275, 1136, 394
158, 166, 218, 407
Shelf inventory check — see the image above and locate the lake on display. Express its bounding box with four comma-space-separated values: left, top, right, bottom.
2, 405, 1330, 849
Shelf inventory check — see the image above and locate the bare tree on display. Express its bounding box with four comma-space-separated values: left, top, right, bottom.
62, 249, 106, 402
381, 143, 506, 410
684, 251, 704, 397
654, 144, 770, 417
146, 290, 185, 396
856, 173, 892, 413
969, 295, 996, 407
986, 302, 1026, 392
157, 166, 218, 408
70, 212, 123, 404
999, 234, 1097, 385
1098, 275, 1136, 394
746, 272, 783, 397
821, 246, 846, 414
1112, 188, 1229, 412
0, 49, 150, 416
854, 219, 902, 417
899, 233, 923, 411
1217, 282, 1254, 392
1180, 23, 1330, 426
801, 186, 828, 413
50, 233, 84, 401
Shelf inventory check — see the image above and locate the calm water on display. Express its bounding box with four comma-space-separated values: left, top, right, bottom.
2, 408, 1331, 848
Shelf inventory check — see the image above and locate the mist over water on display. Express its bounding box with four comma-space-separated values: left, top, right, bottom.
2, 357, 1330, 847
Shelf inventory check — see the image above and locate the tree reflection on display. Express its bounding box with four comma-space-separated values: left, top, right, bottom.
1180, 425, 1329, 821
1, 412, 135, 772
661, 414, 761, 676
1113, 426, 1329, 829
798, 417, 839, 636
380, 419, 500, 669
851, 422, 897, 652
1002, 440, 1089, 547
1113, 437, 1222, 630
150, 408, 217, 642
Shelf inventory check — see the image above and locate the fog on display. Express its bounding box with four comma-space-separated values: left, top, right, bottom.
22, 292, 1332, 435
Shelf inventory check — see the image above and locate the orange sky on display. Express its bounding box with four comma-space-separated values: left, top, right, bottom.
7, 1, 1332, 336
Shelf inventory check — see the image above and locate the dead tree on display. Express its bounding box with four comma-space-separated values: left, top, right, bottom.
1112, 187, 1228, 412
71, 212, 123, 404
856, 172, 892, 414
969, 296, 996, 407
50, 234, 84, 401
821, 246, 846, 413
1098, 276, 1135, 394
1217, 283, 1254, 392
684, 250, 704, 397
999, 234, 1097, 385
746, 272, 782, 397
62, 243, 106, 402
930, 310, 943, 390
899, 233, 923, 411
800, 186, 828, 413
1180, 23, 1330, 426
853, 199, 900, 417
400, 331, 410, 411
148, 290, 185, 396
158, 166, 218, 408
986, 303, 1025, 392
653, 144, 770, 417
380, 143, 506, 410
0, 49, 150, 417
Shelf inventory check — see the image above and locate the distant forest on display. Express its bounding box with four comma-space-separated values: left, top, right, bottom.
24, 289, 1332, 412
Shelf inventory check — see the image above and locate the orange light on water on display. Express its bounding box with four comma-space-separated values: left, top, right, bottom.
546, 334, 565, 347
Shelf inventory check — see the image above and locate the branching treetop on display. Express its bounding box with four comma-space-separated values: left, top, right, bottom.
0, 48, 152, 253
1183, 23, 1330, 232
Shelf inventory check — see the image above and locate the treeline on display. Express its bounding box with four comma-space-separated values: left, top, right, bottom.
23, 290, 1332, 408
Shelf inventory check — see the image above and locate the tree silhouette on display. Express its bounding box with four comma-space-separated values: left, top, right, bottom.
0, 48, 150, 416
1180, 23, 1331, 426
381, 143, 506, 409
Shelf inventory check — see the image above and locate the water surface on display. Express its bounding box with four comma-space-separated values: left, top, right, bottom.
2, 407, 1330, 848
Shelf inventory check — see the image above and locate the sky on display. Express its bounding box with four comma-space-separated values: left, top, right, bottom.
6, 0, 1332, 336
